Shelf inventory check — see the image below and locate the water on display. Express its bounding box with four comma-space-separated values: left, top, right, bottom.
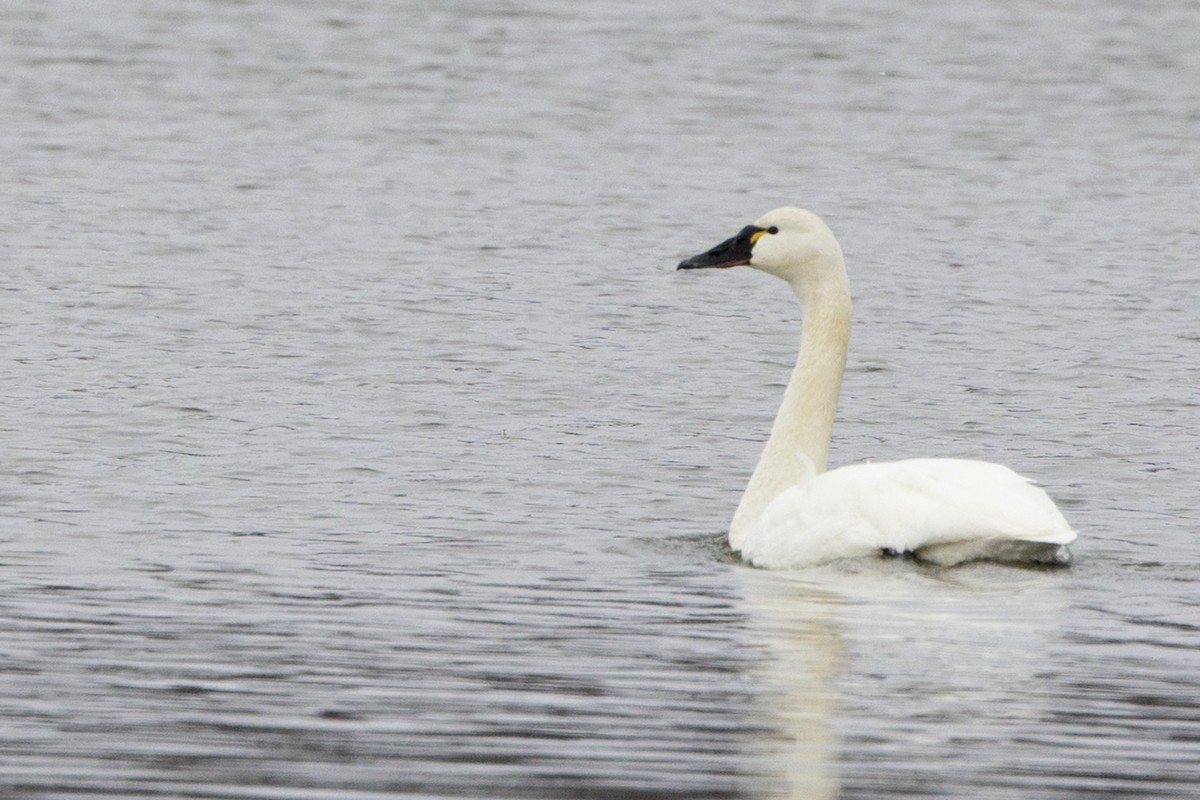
3, 1, 1200, 797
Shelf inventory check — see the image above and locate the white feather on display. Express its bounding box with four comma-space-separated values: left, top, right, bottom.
744, 459, 1075, 568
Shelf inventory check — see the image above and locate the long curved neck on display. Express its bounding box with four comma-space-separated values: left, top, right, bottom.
729, 277, 851, 550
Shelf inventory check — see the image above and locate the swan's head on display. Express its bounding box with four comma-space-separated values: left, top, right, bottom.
677, 206, 844, 287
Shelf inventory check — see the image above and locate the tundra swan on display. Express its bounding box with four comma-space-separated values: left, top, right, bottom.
677, 206, 1076, 568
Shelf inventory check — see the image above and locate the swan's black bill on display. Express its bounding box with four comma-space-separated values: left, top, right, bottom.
677, 224, 763, 270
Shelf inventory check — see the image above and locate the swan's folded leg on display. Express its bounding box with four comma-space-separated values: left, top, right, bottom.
915, 539, 1072, 567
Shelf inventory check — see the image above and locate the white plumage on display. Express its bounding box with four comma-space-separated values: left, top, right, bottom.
678, 206, 1076, 568
748, 459, 1073, 568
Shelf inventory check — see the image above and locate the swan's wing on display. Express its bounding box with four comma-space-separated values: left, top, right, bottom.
742, 458, 1076, 568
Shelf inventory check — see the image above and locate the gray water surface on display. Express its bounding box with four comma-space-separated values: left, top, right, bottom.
3, 1, 1200, 798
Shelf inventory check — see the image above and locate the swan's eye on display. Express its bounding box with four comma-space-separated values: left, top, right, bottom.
767, 226, 779, 234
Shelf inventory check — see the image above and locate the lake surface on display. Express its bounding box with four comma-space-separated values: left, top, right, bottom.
3, 1, 1200, 797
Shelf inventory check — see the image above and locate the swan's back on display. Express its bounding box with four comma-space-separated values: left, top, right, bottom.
741, 459, 1076, 569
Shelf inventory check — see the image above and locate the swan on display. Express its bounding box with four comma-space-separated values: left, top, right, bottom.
677, 206, 1076, 568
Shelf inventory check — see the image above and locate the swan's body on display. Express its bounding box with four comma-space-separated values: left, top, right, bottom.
678, 206, 1075, 568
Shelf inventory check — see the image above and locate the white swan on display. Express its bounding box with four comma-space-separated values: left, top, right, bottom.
678, 206, 1076, 568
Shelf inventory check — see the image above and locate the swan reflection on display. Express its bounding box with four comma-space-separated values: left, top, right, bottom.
736, 560, 1071, 798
